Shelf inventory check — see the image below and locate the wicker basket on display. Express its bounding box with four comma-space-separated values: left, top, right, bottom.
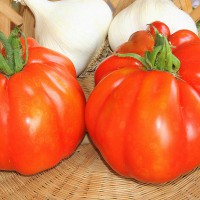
0, 0, 200, 199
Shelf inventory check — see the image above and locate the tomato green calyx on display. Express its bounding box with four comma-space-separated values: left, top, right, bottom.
116, 31, 180, 75
0, 26, 28, 76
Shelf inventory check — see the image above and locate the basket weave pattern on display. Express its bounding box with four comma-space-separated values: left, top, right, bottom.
0, 144, 200, 199
0, 0, 200, 199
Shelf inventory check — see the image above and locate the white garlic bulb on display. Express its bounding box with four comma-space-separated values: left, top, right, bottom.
20, 0, 113, 76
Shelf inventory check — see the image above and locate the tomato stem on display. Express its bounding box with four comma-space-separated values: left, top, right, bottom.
0, 26, 28, 76
0, 54, 14, 75
0, 32, 15, 75
116, 29, 180, 75
19, 30, 29, 66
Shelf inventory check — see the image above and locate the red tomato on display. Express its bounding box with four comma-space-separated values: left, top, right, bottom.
95, 55, 142, 85
169, 29, 200, 52
86, 28, 200, 184
95, 30, 154, 85
116, 30, 154, 54
86, 66, 200, 183
0, 32, 85, 175
174, 42, 200, 93
147, 21, 170, 38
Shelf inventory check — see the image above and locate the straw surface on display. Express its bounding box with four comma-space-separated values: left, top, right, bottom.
0, 143, 200, 199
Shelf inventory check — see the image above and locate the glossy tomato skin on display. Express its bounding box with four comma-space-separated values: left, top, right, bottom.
95, 55, 142, 85
174, 42, 200, 93
20, 37, 39, 49
116, 30, 154, 54
169, 30, 200, 52
0, 42, 85, 175
27, 47, 76, 78
86, 67, 200, 183
95, 30, 153, 85
147, 21, 170, 38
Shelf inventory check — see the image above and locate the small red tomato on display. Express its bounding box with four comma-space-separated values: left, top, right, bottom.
115, 30, 154, 55
169, 29, 200, 52
147, 21, 171, 38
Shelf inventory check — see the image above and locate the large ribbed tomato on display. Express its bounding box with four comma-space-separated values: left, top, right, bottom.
0, 28, 86, 175
85, 24, 200, 184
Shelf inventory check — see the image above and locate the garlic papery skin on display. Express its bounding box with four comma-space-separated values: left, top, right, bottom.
192, 0, 200, 8
108, 0, 199, 51
21, 0, 113, 76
